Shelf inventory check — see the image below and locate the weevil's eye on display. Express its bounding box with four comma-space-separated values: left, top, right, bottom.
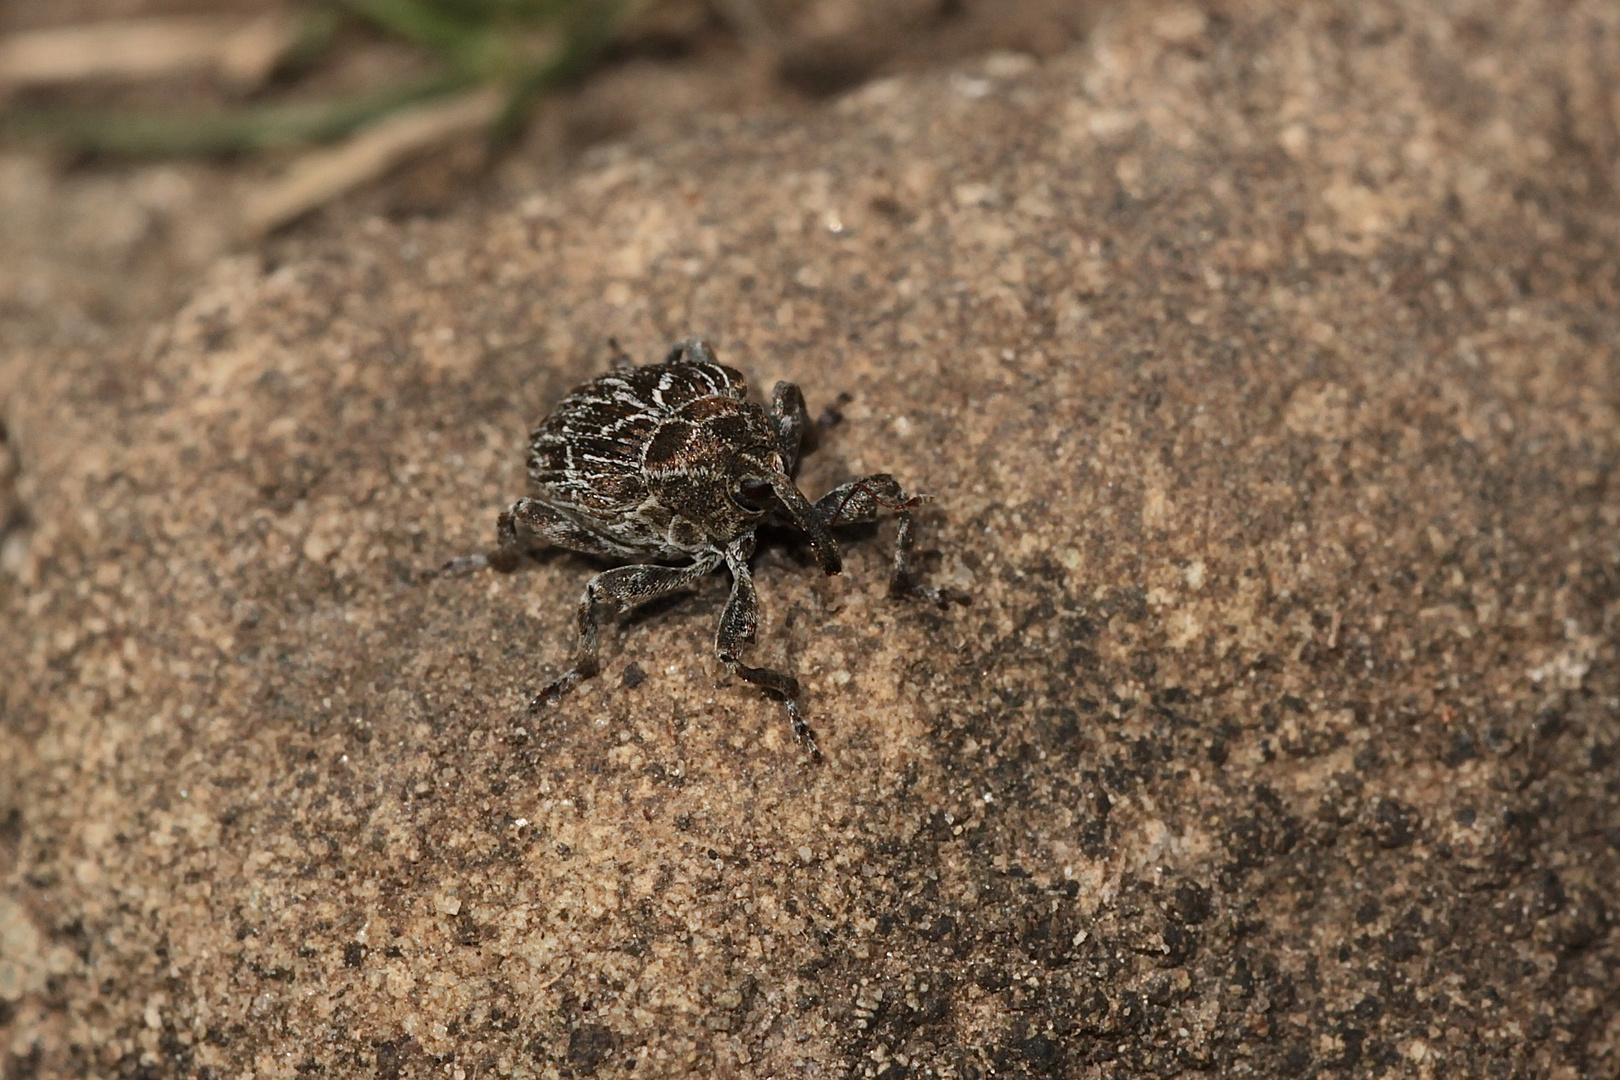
733, 478, 774, 513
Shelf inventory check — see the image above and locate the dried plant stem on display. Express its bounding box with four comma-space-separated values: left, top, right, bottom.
0, 12, 301, 92
241, 85, 505, 237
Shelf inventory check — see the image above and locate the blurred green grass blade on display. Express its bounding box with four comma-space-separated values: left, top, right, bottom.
0, 0, 629, 158
489, 0, 629, 142
283, 7, 346, 72
334, 0, 484, 58
399, 1, 579, 26
1, 74, 468, 156
334, 0, 560, 80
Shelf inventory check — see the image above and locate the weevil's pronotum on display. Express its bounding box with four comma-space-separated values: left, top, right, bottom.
444, 338, 964, 757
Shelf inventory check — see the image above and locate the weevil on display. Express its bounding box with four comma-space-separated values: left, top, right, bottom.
444, 338, 963, 757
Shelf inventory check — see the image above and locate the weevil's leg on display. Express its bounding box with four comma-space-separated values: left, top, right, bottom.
607, 337, 634, 369
769, 381, 812, 472
531, 553, 724, 715
664, 337, 717, 366
771, 383, 852, 471
440, 496, 644, 577
718, 539, 819, 759
441, 551, 495, 576
814, 474, 969, 607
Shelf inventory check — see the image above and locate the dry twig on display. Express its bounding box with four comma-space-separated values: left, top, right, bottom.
0, 12, 300, 93
241, 85, 505, 236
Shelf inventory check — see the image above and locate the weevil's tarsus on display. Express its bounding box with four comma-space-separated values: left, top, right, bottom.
718, 539, 820, 758
529, 553, 722, 715
781, 696, 821, 761
814, 474, 970, 607
440, 551, 489, 577
891, 508, 972, 607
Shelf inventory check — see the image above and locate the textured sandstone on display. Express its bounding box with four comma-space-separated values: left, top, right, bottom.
3, 1, 1619, 1076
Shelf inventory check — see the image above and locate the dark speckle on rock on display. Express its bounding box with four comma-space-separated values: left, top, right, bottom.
1444, 730, 1478, 766
1170, 881, 1212, 925
1384, 930, 1421, 962
620, 661, 646, 689
1533, 869, 1566, 917
566, 1024, 617, 1076
1374, 798, 1417, 849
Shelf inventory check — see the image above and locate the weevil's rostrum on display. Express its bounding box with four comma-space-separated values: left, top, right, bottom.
445, 338, 964, 758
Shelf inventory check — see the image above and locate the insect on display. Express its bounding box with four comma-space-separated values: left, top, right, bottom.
443, 338, 963, 758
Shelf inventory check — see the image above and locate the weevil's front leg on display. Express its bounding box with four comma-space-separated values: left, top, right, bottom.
441, 496, 645, 576
769, 381, 812, 472
531, 554, 724, 714
718, 539, 819, 760
769, 382, 852, 473
815, 474, 969, 607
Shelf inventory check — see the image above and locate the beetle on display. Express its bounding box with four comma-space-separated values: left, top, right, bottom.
443, 338, 962, 757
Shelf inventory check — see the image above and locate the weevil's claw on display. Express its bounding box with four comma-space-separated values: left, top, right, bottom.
526, 686, 561, 716
441, 553, 490, 577
527, 657, 598, 714
443, 549, 523, 577
724, 655, 818, 762
906, 583, 969, 607
783, 697, 822, 763
888, 571, 971, 607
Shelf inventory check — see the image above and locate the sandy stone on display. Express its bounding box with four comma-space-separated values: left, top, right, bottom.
3, 0, 1619, 1076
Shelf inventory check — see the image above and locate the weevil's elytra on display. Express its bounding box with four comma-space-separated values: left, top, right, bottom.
443, 338, 966, 759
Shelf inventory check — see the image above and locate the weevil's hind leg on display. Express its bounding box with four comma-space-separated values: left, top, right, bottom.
718, 539, 819, 760
769, 381, 812, 472
606, 337, 634, 370
531, 554, 723, 715
440, 496, 644, 577
814, 474, 971, 607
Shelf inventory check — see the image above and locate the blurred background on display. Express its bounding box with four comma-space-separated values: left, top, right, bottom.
0, 0, 1110, 360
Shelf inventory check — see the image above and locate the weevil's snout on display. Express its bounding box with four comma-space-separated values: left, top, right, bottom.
735, 456, 840, 575
815, 542, 844, 576
729, 445, 842, 575
770, 474, 841, 576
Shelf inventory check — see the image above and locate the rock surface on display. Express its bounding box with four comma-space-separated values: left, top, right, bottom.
4, 1, 1620, 1076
